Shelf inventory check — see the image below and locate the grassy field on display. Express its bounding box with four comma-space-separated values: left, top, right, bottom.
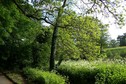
105, 46, 126, 50
105, 46, 126, 59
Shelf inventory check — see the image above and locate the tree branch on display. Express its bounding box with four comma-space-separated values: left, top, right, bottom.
13, 0, 71, 29
100, 0, 118, 20
62, 0, 67, 8
85, 0, 96, 14
12, 0, 55, 25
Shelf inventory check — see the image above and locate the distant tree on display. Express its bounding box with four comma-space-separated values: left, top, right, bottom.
108, 39, 119, 48
99, 24, 109, 53
117, 33, 126, 46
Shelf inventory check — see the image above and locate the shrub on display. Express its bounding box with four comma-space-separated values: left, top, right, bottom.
57, 60, 98, 84
95, 64, 126, 84
57, 60, 126, 84
23, 68, 65, 84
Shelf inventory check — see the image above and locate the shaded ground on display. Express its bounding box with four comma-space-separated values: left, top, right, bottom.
0, 73, 13, 84
6, 72, 26, 84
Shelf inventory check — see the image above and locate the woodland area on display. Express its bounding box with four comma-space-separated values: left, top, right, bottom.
0, 0, 126, 84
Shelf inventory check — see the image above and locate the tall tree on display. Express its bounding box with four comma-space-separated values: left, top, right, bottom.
117, 33, 126, 46
50, 0, 67, 71
99, 24, 109, 53
108, 39, 119, 48
55, 14, 102, 62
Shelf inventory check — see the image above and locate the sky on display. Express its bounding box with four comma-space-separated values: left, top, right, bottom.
109, 25, 126, 39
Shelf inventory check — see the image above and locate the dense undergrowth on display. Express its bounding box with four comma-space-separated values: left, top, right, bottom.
57, 60, 126, 84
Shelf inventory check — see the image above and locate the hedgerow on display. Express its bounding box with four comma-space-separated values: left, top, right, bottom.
57, 60, 126, 84
23, 68, 65, 84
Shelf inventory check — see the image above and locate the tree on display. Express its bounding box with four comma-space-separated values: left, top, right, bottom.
117, 33, 126, 46
74, 16, 101, 60
49, 0, 67, 71
108, 39, 119, 48
55, 14, 102, 62
99, 24, 109, 53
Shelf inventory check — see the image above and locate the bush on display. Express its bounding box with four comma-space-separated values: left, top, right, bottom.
23, 68, 65, 84
57, 60, 126, 84
95, 64, 126, 84
57, 60, 98, 84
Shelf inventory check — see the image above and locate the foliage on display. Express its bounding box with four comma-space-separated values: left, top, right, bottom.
74, 16, 101, 60
56, 26, 80, 60
99, 24, 109, 53
57, 60, 126, 84
0, 1, 51, 70
117, 33, 126, 46
0, 1, 34, 69
31, 27, 52, 69
108, 39, 119, 48
56, 15, 101, 61
23, 68, 66, 84
57, 60, 97, 84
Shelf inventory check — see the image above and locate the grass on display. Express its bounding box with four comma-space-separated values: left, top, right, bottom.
105, 46, 126, 50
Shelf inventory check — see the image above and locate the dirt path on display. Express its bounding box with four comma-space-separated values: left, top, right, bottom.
0, 73, 13, 84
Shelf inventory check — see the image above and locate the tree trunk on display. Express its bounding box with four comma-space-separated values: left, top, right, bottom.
49, 0, 67, 71
100, 42, 103, 54
49, 22, 58, 71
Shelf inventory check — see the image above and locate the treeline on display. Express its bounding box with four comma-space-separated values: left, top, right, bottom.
107, 33, 126, 48
117, 33, 126, 46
